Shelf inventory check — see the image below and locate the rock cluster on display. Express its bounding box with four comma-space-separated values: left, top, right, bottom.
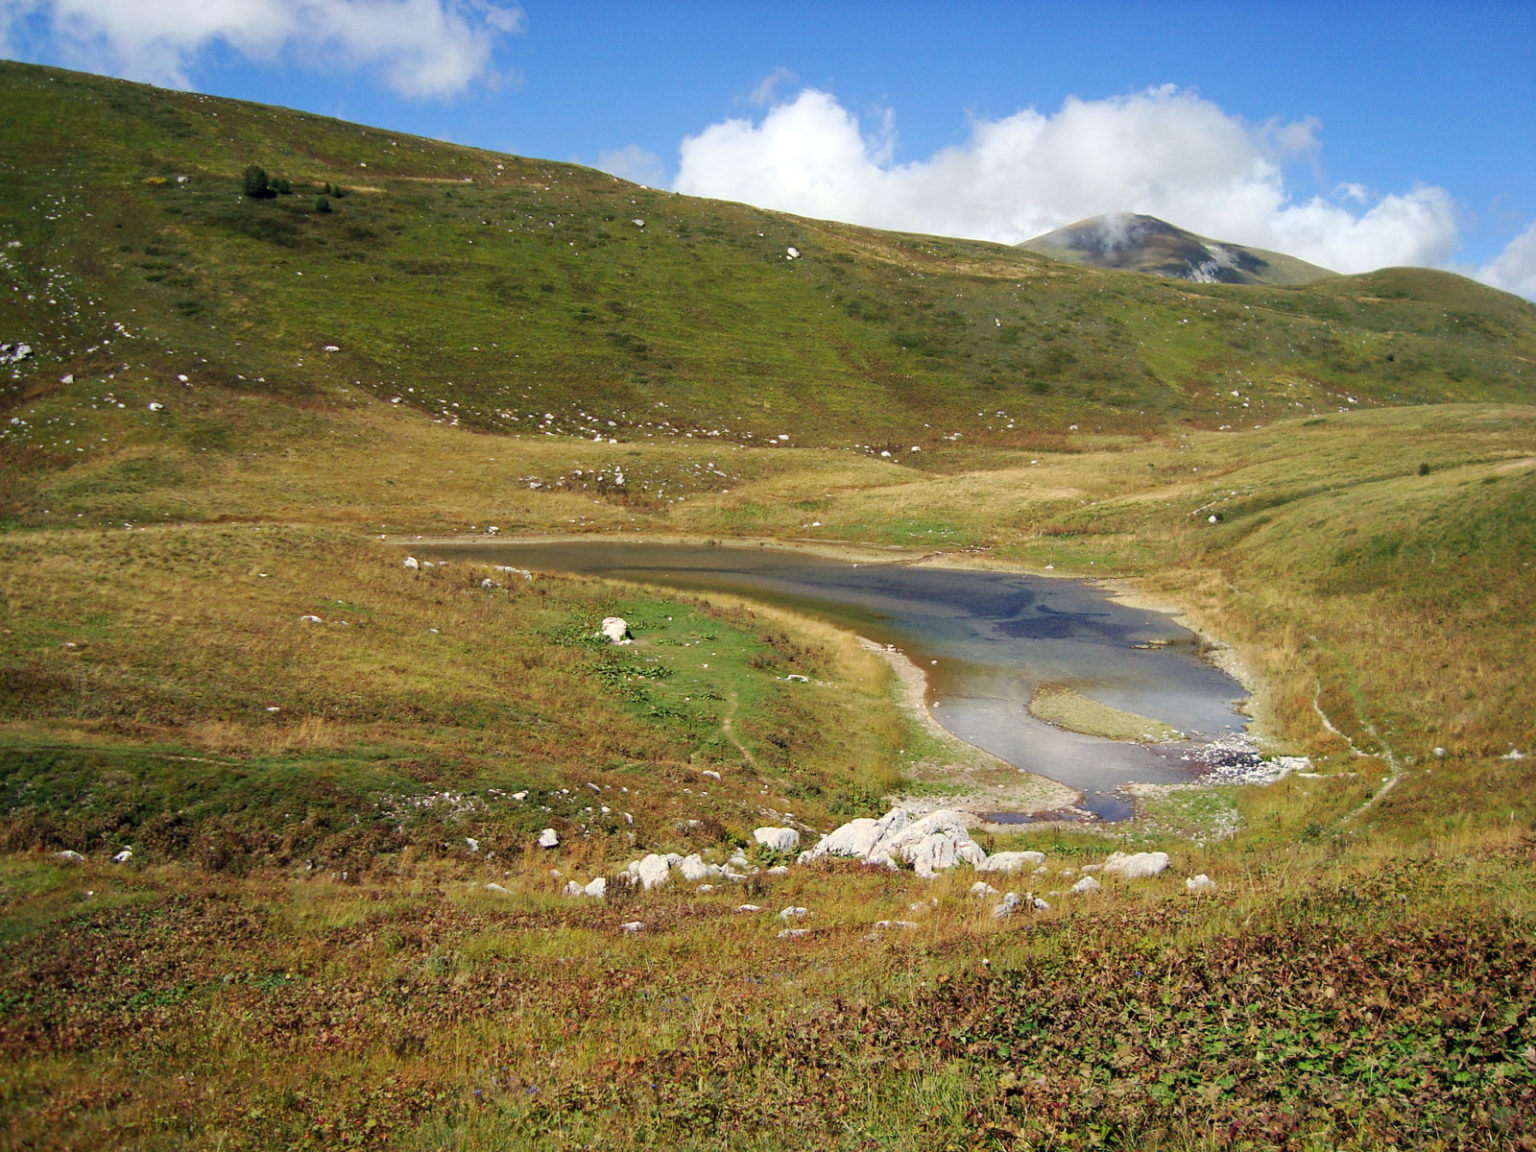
545, 807, 1216, 923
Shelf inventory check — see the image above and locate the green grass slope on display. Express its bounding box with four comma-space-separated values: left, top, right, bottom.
1, 58, 1533, 499
2, 60, 1535, 1152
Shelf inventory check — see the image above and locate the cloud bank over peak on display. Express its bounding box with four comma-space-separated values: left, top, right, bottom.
674, 85, 1468, 278
3, 0, 524, 99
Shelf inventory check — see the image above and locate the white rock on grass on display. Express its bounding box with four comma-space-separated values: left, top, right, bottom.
977, 850, 1046, 874
778, 905, 809, 922
485, 882, 510, 894
735, 904, 761, 913
56, 850, 86, 863
874, 920, 919, 930
880, 810, 986, 878
679, 854, 724, 883
992, 892, 1020, 918
970, 881, 999, 897
1070, 876, 1102, 895
584, 877, 607, 898
600, 617, 632, 644
563, 880, 584, 897
802, 808, 986, 877
777, 928, 809, 938
402, 556, 420, 570
625, 853, 682, 890
112, 848, 132, 863
753, 826, 800, 853
1185, 874, 1217, 894
620, 921, 644, 934
1102, 851, 1170, 879
537, 828, 559, 849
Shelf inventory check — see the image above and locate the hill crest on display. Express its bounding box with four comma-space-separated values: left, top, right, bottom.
1020, 213, 1336, 287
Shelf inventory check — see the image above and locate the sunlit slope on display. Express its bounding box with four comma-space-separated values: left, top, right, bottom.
1, 58, 1534, 477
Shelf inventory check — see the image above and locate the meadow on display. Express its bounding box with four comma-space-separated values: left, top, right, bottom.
1, 60, 1535, 1149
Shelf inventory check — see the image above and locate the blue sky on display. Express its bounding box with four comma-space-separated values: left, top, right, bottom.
3, 1, 1533, 295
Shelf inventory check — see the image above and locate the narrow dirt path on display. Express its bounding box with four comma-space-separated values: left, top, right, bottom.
721, 691, 760, 770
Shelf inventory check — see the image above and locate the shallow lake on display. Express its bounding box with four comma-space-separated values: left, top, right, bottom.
423, 540, 1250, 821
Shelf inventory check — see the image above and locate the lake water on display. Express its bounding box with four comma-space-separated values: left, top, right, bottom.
422, 540, 1250, 821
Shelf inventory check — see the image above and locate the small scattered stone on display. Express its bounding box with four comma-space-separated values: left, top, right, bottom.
537, 828, 559, 849
1186, 873, 1218, 894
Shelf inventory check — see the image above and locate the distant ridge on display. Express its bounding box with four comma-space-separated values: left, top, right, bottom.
1019, 213, 1335, 287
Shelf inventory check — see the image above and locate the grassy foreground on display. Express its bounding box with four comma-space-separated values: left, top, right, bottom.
1, 58, 1535, 1151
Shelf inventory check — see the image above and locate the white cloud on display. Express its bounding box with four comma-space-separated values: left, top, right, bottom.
14, 0, 523, 98
674, 85, 1465, 276
1476, 221, 1536, 301
597, 144, 665, 188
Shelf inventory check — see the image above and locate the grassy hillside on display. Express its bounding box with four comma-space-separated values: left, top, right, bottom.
2, 60, 1535, 1151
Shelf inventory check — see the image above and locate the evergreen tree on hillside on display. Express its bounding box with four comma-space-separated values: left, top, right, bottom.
241, 165, 271, 198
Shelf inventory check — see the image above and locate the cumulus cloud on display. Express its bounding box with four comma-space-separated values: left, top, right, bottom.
597, 144, 666, 188
674, 85, 1464, 275
1476, 222, 1536, 301
8, 0, 523, 98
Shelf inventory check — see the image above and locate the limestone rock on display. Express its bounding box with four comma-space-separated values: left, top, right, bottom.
977, 850, 1046, 874
1102, 850, 1170, 879
584, 877, 608, 898
625, 852, 682, 890
1070, 875, 1102, 894
600, 617, 632, 645
56, 850, 86, 863
537, 827, 560, 849
1185, 873, 1217, 894
753, 826, 800, 853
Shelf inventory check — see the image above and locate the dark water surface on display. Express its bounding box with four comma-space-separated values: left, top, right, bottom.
425, 540, 1249, 819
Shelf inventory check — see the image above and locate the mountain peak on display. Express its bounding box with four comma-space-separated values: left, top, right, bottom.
1019, 213, 1334, 286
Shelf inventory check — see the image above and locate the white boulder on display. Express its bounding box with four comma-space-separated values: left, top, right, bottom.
402, 556, 420, 570
1102, 851, 1170, 879
778, 905, 809, 922
56, 850, 86, 863
600, 617, 632, 645
1070, 876, 1102, 895
678, 854, 721, 883
584, 877, 608, 898
537, 827, 559, 849
753, 826, 800, 853
977, 850, 1046, 874
992, 892, 1020, 919
1185, 873, 1217, 894
626, 853, 681, 890
112, 848, 132, 864
881, 810, 986, 878
802, 807, 989, 877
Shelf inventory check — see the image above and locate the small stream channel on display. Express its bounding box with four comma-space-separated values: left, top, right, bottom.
421, 539, 1250, 821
